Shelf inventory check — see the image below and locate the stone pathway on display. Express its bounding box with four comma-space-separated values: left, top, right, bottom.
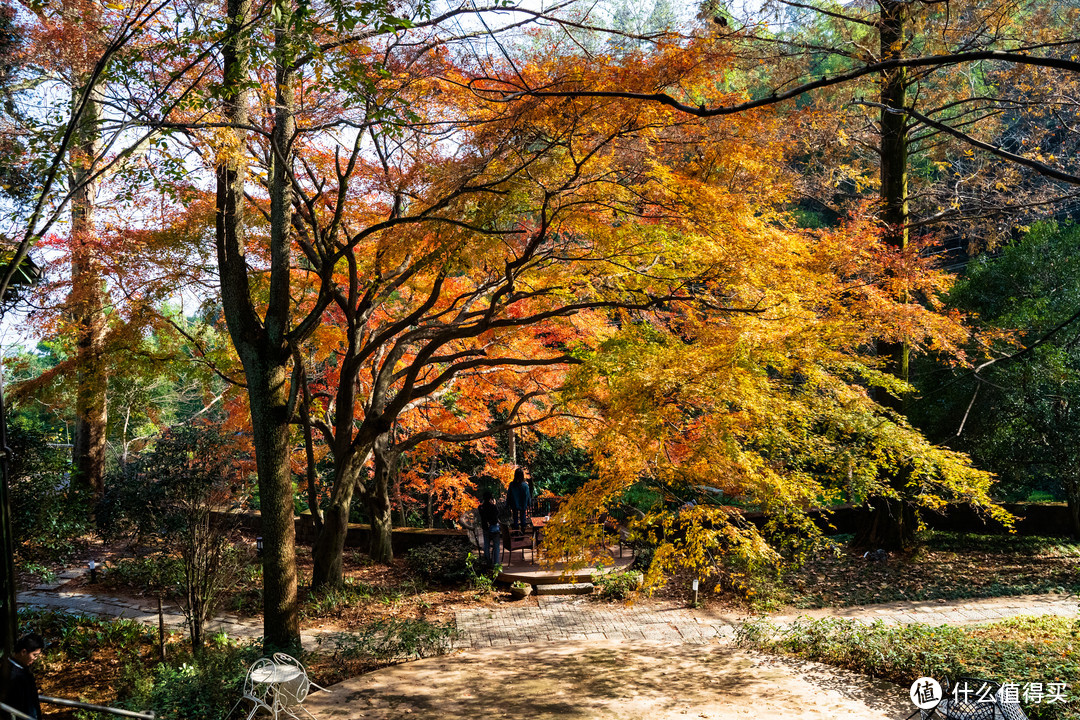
453, 592, 1079, 650
16, 587, 265, 642
18, 566, 1078, 654
454, 596, 734, 649
773, 592, 1079, 627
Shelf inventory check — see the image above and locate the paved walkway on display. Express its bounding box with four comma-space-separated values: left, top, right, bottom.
18, 568, 1078, 653
17, 586, 267, 640
455, 596, 734, 648
775, 593, 1079, 627
306, 641, 910, 720
453, 592, 1079, 649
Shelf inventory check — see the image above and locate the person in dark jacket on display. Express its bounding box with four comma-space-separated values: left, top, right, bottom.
478, 491, 501, 566
506, 468, 532, 531
4, 633, 44, 720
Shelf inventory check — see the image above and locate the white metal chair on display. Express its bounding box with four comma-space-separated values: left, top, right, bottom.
230, 653, 327, 720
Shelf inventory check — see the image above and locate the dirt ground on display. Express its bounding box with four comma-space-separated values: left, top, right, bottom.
304, 641, 912, 720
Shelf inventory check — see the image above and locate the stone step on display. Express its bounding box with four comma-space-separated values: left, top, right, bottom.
534, 582, 593, 596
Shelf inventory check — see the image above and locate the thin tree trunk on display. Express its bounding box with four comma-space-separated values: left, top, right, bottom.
311, 448, 368, 588
426, 458, 435, 529
366, 433, 394, 563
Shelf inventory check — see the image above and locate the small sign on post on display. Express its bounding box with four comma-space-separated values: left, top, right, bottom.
691, 578, 699, 607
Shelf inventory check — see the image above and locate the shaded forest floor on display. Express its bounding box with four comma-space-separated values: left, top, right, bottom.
780, 532, 1080, 609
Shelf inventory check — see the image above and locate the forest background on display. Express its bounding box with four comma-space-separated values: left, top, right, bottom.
2, 0, 1080, 651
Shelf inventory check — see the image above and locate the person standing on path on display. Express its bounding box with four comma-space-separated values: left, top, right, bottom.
4, 633, 44, 720
506, 468, 531, 532
478, 492, 501, 566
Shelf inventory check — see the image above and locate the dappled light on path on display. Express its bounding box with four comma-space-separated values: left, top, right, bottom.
304, 641, 910, 720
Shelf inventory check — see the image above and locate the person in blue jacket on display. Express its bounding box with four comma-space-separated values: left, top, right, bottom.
506, 468, 531, 532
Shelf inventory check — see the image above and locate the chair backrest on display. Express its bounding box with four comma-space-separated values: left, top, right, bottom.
500, 524, 531, 549
939, 677, 1004, 720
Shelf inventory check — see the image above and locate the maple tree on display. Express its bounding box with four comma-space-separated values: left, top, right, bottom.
200, 0, 652, 641
9, 0, 1078, 647
3, 0, 241, 502
495, 1, 1080, 550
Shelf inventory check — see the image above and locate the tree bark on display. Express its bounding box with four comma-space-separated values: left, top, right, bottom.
246, 360, 299, 648
68, 23, 107, 501
856, 0, 917, 551
366, 432, 394, 563
213, 0, 300, 649
1065, 478, 1080, 540
851, 496, 917, 550
311, 448, 368, 588
877, 0, 911, 394
297, 360, 323, 534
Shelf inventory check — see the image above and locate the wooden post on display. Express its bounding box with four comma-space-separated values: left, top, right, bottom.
157, 596, 166, 661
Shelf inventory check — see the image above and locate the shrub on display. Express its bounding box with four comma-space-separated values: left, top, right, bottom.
101, 423, 250, 650
736, 616, 1080, 720
104, 555, 185, 597
18, 607, 150, 663
593, 571, 642, 600
125, 641, 261, 720
629, 545, 654, 573
8, 417, 91, 561
325, 618, 456, 662
404, 539, 475, 584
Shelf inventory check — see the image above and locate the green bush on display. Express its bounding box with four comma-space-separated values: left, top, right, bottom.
629, 545, 654, 573
593, 571, 642, 600
8, 417, 91, 561
104, 555, 185, 596
126, 641, 261, 720
322, 618, 456, 662
736, 616, 1080, 720
404, 539, 475, 584
18, 607, 150, 663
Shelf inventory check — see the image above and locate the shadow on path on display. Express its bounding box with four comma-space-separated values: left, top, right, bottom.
305, 641, 911, 720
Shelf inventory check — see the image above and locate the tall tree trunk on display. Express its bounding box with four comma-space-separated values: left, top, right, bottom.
877, 0, 910, 396
856, 0, 916, 551
246, 360, 298, 648
1065, 478, 1080, 540
366, 432, 394, 563
68, 38, 107, 501
213, 0, 300, 649
311, 448, 368, 589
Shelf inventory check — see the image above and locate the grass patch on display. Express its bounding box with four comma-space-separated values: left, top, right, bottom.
736, 615, 1080, 719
